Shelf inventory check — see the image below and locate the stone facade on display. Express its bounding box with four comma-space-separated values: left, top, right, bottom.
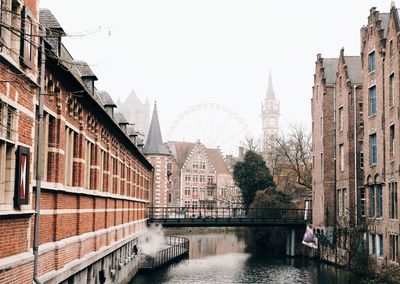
0, 4, 153, 284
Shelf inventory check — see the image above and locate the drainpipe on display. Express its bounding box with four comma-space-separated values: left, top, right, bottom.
354, 85, 359, 226
333, 83, 337, 266
33, 28, 46, 284
381, 48, 386, 183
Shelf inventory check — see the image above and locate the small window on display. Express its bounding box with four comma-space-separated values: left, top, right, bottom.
360, 188, 366, 217
390, 125, 395, 159
338, 107, 344, 131
378, 234, 384, 257
369, 51, 376, 73
370, 234, 376, 255
369, 86, 377, 115
339, 144, 344, 172
390, 40, 393, 58
389, 73, 395, 107
370, 134, 377, 165
21, 7, 34, 67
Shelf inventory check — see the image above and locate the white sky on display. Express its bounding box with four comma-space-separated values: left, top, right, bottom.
39, 0, 394, 154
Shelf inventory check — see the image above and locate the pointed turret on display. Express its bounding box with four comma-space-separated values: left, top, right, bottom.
266, 71, 275, 99
144, 102, 169, 155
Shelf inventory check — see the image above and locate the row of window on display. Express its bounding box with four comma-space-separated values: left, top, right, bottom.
184, 174, 214, 183
367, 127, 395, 165
184, 186, 214, 198
367, 74, 396, 117
33, 111, 150, 199
192, 161, 206, 170
338, 186, 395, 220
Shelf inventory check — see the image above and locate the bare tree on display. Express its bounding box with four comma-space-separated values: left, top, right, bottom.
240, 136, 261, 153
267, 124, 312, 190
336, 221, 369, 271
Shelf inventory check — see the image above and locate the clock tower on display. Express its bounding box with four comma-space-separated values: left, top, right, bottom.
261, 71, 280, 151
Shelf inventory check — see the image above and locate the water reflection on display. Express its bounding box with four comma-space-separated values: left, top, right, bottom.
190, 232, 246, 259
131, 228, 354, 284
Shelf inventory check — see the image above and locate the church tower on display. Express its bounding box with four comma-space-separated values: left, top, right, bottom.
261, 71, 280, 151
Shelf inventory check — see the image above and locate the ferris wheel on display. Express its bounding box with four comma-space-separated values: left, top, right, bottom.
166, 103, 250, 154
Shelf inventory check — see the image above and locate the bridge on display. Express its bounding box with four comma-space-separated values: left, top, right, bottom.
147, 207, 311, 227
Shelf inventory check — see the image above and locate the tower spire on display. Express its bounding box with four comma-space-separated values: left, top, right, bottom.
143, 102, 169, 155
266, 70, 275, 99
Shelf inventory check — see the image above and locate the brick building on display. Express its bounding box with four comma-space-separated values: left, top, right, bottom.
312, 3, 400, 268
0, 4, 153, 284
166, 141, 240, 210
311, 55, 337, 230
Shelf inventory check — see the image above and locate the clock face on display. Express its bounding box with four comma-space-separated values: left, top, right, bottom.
269, 118, 276, 126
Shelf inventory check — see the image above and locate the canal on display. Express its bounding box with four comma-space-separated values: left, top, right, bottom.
131, 228, 355, 284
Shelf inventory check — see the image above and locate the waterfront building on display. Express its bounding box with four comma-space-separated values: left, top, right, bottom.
166, 141, 240, 210
361, 5, 398, 265
311, 3, 400, 268
144, 103, 170, 208
311, 55, 337, 230
334, 50, 363, 230
117, 90, 150, 140
0, 5, 153, 284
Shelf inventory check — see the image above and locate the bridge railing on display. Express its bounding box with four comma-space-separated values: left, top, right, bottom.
147, 207, 312, 222
141, 235, 189, 270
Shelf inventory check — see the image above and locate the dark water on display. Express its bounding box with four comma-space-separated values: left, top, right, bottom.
131, 228, 354, 284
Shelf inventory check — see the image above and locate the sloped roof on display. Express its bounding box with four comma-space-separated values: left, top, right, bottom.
39, 9, 65, 34
115, 111, 128, 125
205, 148, 229, 175
266, 71, 275, 99
144, 103, 169, 155
322, 58, 339, 84
75, 60, 98, 79
344, 56, 362, 84
168, 141, 195, 169
98, 91, 117, 107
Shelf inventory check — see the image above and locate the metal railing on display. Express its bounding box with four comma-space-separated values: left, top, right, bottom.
148, 206, 312, 223
141, 235, 189, 270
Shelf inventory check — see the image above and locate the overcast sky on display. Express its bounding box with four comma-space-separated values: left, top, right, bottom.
40, 0, 394, 154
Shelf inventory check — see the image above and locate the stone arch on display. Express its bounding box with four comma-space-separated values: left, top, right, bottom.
365, 174, 373, 185
374, 173, 383, 185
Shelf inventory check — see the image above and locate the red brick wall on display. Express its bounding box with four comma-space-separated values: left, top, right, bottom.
0, 217, 30, 258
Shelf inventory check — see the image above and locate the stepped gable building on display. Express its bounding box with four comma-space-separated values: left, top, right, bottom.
144, 103, 170, 208
334, 50, 363, 229
205, 148, 241, 206
312, 3, 400, 268
261, 72, 280, 151
0, 5, 153, 284
311, 55, 338, 229
166, 141, 240, 209
117, 90, 150, 139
